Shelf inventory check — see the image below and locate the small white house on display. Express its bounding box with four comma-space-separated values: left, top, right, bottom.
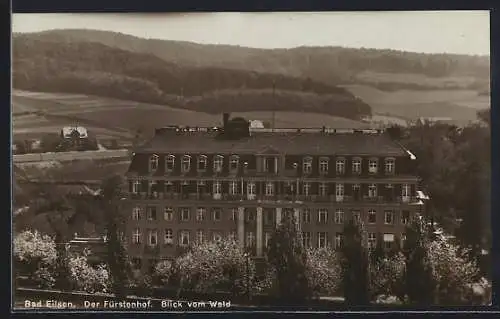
61, 126, 88, 139
249, 120, 265, 129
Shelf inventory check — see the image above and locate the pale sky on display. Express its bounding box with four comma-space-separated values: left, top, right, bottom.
12, 11, 490, 56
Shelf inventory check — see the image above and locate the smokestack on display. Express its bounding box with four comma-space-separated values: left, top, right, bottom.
223, 113, 230, 129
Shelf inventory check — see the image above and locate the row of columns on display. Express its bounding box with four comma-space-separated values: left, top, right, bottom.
237, 206, 301, 256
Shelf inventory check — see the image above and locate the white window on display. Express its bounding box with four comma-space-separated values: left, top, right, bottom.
230, 155, 239, 172
132, 228, 141, 244
336, 158, 345, 175
149, 155, 159, 172
319, 157, 329, 175
213, 155, 224, 173
319, 182, 328, 196
368, 184, 378, 198
385, 158, 395, 175
318, 232, 328, 248
213, 231, 222, 242
147, 206, 157, 221
265, 182, 274, 196
351, 210, 361, 223
132, 180, 140, 194
180, 208, 190, 221
165, 155, 175, 172
231, 208, 238, 221
148, 229, 158, 246
213, 208, 221, 221
384, 233, 395, 250
198, 155, 207, 171
401, 210, 410, 225
402, 184, 411, 202
318, 209, 328, 224
229, 181, 238, 195
246, 232, 255, 247
196, 230, 204, 243
335, 233, 343, 249
213, 181, 222, 199
385, 210, 394, 225
335, 183, 344, 201
303, 182, 311, 196
352, 157, 362, 174
179, 231, 190, 246
264, 232, 272, 248
302, 209, 311, 224
334, 209, 344, 224
368, 210, 377, 224
368, 233, 377, 249
247, 182, 256, 199
164, 229, 173, 245
302, 157, 312, 174
164, 207, 173, 221
196, 207, 206, 221
132, 207, 141, 220
368, 158, 378, 174
302, 232, 312, 248
181, 155, 191, 173
228, 231, 237, 242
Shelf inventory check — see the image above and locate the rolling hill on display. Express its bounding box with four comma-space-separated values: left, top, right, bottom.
12, 29, 490, 127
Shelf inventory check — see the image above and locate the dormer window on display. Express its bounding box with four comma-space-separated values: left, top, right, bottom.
165, 155, 175, 172
197, 155, 207, 171
214, 155, 224, 173
230, 155, 239, 173
181, 155, 191, 173
368, 158, 378, 174
302, 157, 312, 175
335, 158, 346, 175
385, 158, 395, 175
319, 157, 329, 175
149, 154, 159, 172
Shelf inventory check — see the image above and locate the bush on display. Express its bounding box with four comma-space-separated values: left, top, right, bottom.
305, 247, 342, 297
370, 252, 406, 302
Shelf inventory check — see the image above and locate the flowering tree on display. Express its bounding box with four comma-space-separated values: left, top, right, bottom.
427, 238, 481, 304
163, 238, 256, 297
305, 247, 342, 297
68, 253, 110, 294
14, 230, 57, 288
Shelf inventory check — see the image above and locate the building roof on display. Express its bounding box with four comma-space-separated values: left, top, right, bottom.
62, 126, 88, 139
135, 128, 408, 156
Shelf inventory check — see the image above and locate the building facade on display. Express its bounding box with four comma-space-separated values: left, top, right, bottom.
122, 115, 423, 272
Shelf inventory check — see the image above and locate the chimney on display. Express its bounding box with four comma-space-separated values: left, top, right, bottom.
223, 113, 230, 130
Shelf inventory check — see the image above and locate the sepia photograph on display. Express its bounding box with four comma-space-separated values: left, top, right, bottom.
11, 11, 491, 311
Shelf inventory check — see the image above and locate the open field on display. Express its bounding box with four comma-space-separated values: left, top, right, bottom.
342, 84, 489, 125
12, 90, 371, 137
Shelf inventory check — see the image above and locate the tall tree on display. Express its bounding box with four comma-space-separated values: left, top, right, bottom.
403, 217, 436, 305
53, 231, 72, 291
267, 215, 310, 305
100, 175, 132, 298
341, 220, 371, 305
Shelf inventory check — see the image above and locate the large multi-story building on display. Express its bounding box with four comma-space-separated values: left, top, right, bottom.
122, 114, 423, 272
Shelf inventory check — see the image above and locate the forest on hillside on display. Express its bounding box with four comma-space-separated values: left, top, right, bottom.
12, 37, 372, 120
13, 29, 490, 91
